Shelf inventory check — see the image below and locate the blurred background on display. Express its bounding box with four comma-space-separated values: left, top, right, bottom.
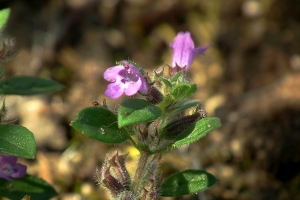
1, 0, 300, 199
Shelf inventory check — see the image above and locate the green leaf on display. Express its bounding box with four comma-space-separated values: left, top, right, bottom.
0, 125, 36, 159
0, 174, 57, 199
160, 169, 218, 197
0, 8, 10, 30
168, 99, 200, 116
0, 76, 64, 95
171, 82, 197, 100
118, 98, 162, 128
170, 71, 184, 84
173, 117, 221, 147
70, 106, 129, 143
158, 77, 172, 89
155, 117, 221, 153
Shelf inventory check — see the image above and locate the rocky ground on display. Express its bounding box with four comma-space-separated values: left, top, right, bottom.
1, 0, 300, 199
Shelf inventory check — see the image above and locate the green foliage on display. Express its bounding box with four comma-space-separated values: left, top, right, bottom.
170, 71, 184, 84
118, 98, 162, 128
0, 125, 36, 159
0, 10, 65, 198
70, 106, 129, 143
172, 117, 221, 148
168, 99, 200, 116
0, 174, 57, 199
155, 117, 221, 153
0, 76, 64, 95
171, 82, 197, 100
162, 114, 199, 140
158, 77, 172, 89
0, 8, 9, 30
160, 170, 218, 196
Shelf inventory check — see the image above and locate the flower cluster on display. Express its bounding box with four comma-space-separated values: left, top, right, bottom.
104, 32, 209, 99
0, 154, 27, 181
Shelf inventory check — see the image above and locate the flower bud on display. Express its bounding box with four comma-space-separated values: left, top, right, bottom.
169, 32, 210, 71
98, 151, 131, 197
147, 120, 159, 138
108, 152, 131, 188
163, 113, 200, 140
146, 86, 164, 104
146, 120, 162, 147
102, 167, 125, 196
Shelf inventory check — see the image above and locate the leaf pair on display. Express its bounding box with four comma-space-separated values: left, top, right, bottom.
159, 72, 197, 101
71, 98, 221, 154
70, 98, 162, 143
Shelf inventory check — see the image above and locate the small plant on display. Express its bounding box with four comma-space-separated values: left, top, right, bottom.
0, 8, 62, 199
71, 31, 221, 199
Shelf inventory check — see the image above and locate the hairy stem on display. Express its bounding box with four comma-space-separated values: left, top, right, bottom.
132, 151, 150, 196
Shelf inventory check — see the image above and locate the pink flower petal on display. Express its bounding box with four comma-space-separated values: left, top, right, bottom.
11, 163, 27, 178
0, 173, 13, 181
170, 32, 210, 71
0, 154, 17, 165
103, 61, 148, 99
104, 82, 125, 99
0, 154, 26, 181
170, 32, 194, 68
194, 45, 210, 55
103, 66, 124, 82
124, 78, 141, 96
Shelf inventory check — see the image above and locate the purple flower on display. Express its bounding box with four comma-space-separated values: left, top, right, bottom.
169, 32, 210, 71
0, 154, 27, 181
104, 61, 147, 99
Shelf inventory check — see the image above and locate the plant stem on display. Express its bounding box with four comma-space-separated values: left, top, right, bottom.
132, 150, 150, 195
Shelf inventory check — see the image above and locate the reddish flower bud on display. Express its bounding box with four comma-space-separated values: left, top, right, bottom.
147, 120, 159, 138
145, 120, 162, 147
146, 86, 164, 105
163, 113, 201, 140
98, 151, 131, 197
108, 152, 131, 189
102, 167, 125, 195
